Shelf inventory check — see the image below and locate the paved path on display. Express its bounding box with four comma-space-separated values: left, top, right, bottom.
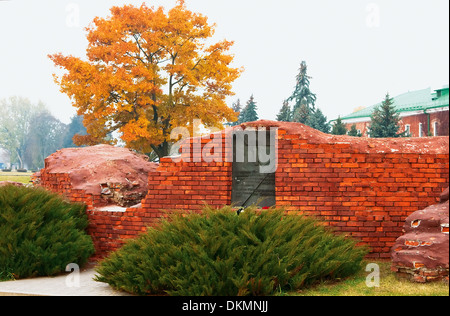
0, 268, 132, 296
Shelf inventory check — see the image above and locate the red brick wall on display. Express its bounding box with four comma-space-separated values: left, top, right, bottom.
37, 122, 449, 259
86, 208, 164, 257
38, 135, 235, 259
38, 171, 103, 209
138, 135, 234, 215
274, 130, 448, 258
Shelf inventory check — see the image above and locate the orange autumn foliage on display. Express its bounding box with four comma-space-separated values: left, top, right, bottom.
49, 0, 242, 157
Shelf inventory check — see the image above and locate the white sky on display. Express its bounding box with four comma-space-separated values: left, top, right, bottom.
0, 0, 448, 124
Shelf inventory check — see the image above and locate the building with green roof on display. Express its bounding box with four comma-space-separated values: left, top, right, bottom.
338, 86, 449, 137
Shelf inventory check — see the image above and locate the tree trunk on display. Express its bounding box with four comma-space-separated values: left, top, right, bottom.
16, 149, 24, 169
151, 141, 170, 160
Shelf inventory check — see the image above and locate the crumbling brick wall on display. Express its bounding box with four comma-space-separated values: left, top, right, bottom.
274, 128, 448, 258
85, 137, 234, 257
34, 145, 158, 256
37, 121, 449, 259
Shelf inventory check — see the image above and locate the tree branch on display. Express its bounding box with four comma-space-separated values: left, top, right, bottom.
132, 34, 152, 63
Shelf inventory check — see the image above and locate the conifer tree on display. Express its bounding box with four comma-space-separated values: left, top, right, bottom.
292, 103, 310, 124
331, 116, 347, 135
276, 100, 292, 122
306, 108, 330, 133
368, 93, 405, 138
230, 99, 242, 126
63, 115, 87, 148
348, 124, 362, 137
239, 95, 259, 123
287, 61, 317, 117
233, 99, 242, 112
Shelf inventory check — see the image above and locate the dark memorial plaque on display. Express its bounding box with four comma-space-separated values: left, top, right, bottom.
231, 130, 276, 208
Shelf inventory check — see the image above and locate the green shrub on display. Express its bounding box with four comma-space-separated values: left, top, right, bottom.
0, 185, 94, 279
95, 206, 369, 296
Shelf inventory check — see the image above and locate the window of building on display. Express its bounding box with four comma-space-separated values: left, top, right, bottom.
419, 123, 423, 137
405, 125, 411, 136
433, 121, 438, 137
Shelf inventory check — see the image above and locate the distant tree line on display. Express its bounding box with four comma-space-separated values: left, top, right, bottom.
274, 61, 331, 133
228, 62, 329, 131
229, 95, 259, 126
328, 93, 407, 138
0, 97, 87, 170
223, 60, 405, 139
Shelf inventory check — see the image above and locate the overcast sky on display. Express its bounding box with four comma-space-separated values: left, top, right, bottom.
0, 0, 448, 124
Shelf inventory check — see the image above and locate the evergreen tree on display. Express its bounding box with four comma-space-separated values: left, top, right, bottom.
63, 115, 88, 148
276, 100, 292, 122
292, 102, 311, 124
368, 93, 405, 138
239, 95, 259, 123
348, 124, 362, 137
232, 99, 242, 113
306, 108, 330, 133
230, 99, 242, 126
287, 61, 317, 117
331, 116, 347, 135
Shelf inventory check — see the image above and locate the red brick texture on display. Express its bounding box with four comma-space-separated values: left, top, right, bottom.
274, 132, 448, 258
36, 121, 449, 259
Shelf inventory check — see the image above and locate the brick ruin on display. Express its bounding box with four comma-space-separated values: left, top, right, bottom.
35, 120, 449, 259
35, 145, 158, 209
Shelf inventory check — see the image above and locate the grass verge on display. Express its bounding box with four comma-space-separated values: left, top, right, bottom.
0, 172, 32, 184
290, 260, 449, 296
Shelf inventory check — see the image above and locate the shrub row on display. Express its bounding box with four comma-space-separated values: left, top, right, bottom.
95, 206, 369, 296
0, 185, 94, 279
0, 185, 369, 295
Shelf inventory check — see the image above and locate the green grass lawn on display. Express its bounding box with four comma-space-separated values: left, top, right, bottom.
0, 171, 33, 184
290, 261, 449, 296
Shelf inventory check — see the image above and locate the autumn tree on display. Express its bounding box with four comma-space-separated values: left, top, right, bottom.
49, 1, 241, 158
